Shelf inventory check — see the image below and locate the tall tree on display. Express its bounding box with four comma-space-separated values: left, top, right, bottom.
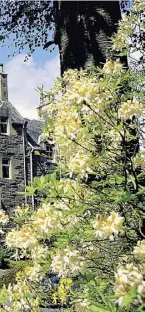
0, 1, 122, 74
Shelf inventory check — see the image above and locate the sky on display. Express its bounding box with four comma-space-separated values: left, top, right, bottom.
0, 42, 60, 119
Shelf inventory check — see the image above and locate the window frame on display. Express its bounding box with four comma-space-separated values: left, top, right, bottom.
2, 158, 11, 179
45, 142, 55, 161
0, 117, 8, 135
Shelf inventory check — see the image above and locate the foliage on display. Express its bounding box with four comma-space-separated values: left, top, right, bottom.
0, 0, 144, 67
0, 260, 33, 289
0, 0, 55, 59
0, 1, 145, 312
112, 0, 145, 68
0, 0, 122, 61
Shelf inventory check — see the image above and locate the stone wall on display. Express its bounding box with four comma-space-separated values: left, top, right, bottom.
0, 124, 25, 214
26, 153, 56, 206
0, 124, 56, 212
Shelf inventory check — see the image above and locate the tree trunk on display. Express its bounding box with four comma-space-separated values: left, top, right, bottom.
54, 1, 122, 75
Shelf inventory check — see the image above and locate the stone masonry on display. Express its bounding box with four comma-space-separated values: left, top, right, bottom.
0, 123, 24, 211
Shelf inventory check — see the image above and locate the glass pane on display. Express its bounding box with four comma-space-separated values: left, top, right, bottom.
46, 145, 54, 159
1, 123, 7, 134
49, 149, 53, 158
2, 166, 9, 178
1, 117, 7, 123
2, 159, 9, 165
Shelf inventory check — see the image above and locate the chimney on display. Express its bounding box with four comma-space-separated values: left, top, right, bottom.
0, 64, 8, 101
0, 64, 3, 73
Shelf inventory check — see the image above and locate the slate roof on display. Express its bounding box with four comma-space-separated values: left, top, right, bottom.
0, 100, 44, 148
0, 100, 44, 149
26, 119, 44, 148
0, 101, 24, 124
7, 101, 24, 124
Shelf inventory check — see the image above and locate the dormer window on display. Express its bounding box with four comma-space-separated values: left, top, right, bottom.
0, 117, 8, 134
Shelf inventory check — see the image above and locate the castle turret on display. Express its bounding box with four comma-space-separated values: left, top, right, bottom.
0, 64, 8, 102
37, 91, 55, 120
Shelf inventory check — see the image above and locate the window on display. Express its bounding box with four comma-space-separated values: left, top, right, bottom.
0, 117, 8, 134
45, 142, 54, 161
2, 158, 10, 178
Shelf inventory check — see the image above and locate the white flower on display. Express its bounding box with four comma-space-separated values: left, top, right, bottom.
51, 246, 85, 277
75, 298, 90, 312
134, 240, 145, 261
0, 210, 9, 224
133, 152, 145, 169
118, 99, 143, 120
93, 212, 124, 240
133, 0, 145, 11
25, 264, 43, 282
15, 204, 30, 218
32, 203, 62, 235
31, 245, 48, 262
138, 281, 145, 294
114, 263, 145, 304
69, 152, 93, 177
6, 226, 38, 250
103, 59, 123, 74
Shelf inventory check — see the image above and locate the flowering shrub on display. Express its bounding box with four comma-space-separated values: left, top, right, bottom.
0, 1, 145, 311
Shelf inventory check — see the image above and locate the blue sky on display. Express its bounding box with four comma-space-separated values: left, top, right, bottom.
0, 41, 59, 64
0, 40, 60, 119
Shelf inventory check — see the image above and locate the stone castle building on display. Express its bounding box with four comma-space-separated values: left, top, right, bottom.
0, 64, 55, 212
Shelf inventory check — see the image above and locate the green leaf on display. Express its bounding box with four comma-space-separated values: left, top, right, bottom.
0, 35, 5, 41
90, 303, 110, 312
0, 285, 8, 304
26, 185, 36, 195
34, 150, 40, 155
120, 286, 137, 308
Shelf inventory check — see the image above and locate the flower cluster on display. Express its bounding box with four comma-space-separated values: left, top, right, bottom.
118, 99, 143, 120
7, 280, 40, 312
103, 59, 123, 74
23, 263, 43, 282
134, 240, 145, 261
68, 152, 94, 177
133, 0, 145, 11
32, 203, 62, 236
93, 212, 124, 240
45, 66, 122, 177
112, 15, 133, 52
62, 69, 101, 106
0, 210, 9, 225
30, 245, 49, 262
133, 151, 145, 169
51, 246, 85, 277
75, 298, 90, 312
6, 225, 37, 252
0, 210, 9, 234
112, 0, 145, 55
114, 263, 145, 306
15, 204, 31, 218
